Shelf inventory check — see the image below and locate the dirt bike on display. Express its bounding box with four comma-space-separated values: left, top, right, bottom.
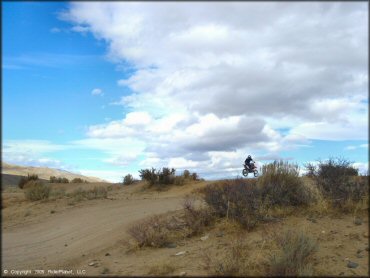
242, 163, 259, 177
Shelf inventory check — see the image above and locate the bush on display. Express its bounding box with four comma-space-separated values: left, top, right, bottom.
50, 188, 66, 199
258, 160, 314, 207
202, 179, 262, 230
191, 172, 198, 181
268, 229, 318, 276
306, 158, 368, 207
128, 215, 171, 247
71, 178, 85, 183
123, 174, 135, 185
49, 176, 69, 183
174, 176, 185, 186
205, 237, 253, 276
69, 186, 107, 201
24, 180, 50, 201
183, 198, 214, 235
148, 263, 176, 275
18, 174, 38, 189
139, 168, 158, 186
183, 169, 191, 179
158, 167, 176, 185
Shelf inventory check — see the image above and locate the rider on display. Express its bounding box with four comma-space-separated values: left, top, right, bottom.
244, 155, 255, 170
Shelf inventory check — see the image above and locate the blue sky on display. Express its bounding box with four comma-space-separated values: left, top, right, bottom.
2, 2, 368, 181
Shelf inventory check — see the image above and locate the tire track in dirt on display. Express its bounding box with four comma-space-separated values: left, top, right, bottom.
2, 196, 184, 270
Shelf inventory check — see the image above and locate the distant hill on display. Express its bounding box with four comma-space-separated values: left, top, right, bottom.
1, 162, 106, 186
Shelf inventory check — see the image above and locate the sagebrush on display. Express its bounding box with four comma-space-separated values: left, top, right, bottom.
18, 174, 39, 189
24, 180, 50, 201
258, 160, 314, 207
123, 174, 135, 185
202, 179, 262, 230
306, 158, 368, 208
268, 229, 318, 276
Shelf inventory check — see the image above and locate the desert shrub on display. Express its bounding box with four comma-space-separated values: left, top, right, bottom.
71, 178, 85, 183
139, 167, 182, 188
258, 160, 314, 207
204, 237, 254, 276
268, 229, 318, 276
183, 169, 191, 179
191, 172, 198, 181
148, 263, 176, 275
174, 176, 185, 186
128, 215, 171, 247
60, 177, 69, 183
139, 168, 158, 186
183, 198, 214, 235
24, 180, 50, 201
202, 179, 262, 230
18, 174, 39, 189
123, 174, 135, 185
86, 186, 107, 199
306, 158, 367, 208
50, 188, 66, 199
69, 186, 107, 201
158, 167, 176, 185
49, 176, 69, 183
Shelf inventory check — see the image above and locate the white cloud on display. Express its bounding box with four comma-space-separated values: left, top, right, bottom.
91, 88, 103, 96
50, 27, 61, 33
71, 25, 89, 33
345, 143, 369, 151
2, 140, 72, 170
352, 162, 369, 175
3, 140, 68, 154
123, 111, 152, 126
56, 2, 370, 176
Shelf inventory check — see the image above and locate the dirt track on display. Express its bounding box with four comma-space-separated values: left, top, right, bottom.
2, 181, 369, 276
2, 193, 184, 270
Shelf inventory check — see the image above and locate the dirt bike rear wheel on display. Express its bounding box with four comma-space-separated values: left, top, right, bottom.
242, 169, 248, 177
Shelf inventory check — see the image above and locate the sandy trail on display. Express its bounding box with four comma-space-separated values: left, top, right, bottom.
2, 195, 184, 270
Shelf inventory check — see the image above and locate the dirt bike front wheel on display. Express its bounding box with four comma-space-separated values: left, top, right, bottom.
253, 170, 259, 177
242, 169, 248, 177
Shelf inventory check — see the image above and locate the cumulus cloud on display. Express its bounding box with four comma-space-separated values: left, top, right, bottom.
91, 88, 103, 96
352, 162, 369, 175
2, 140, 72, 170
58, 2, 368, 176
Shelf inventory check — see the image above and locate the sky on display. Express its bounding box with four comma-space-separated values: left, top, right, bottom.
2, 2, 368, 182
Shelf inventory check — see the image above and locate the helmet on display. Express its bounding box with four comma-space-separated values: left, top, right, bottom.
248, 155, 251, 159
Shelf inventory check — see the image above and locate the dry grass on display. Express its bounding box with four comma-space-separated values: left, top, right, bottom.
204, 236, 262, 276
24, 181, 50, 201
148, 262, 177, 275
202, 179, 263, 230
258, 161, 315, 207
67, 186, 108, 202
183, 197, 214, 236
127, 215, 176, 248
127, 201, 215, 248
49, 188, 66, 200
267, 229, 318, 276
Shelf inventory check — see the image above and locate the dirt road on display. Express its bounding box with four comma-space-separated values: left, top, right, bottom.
2, 195, 184, 270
